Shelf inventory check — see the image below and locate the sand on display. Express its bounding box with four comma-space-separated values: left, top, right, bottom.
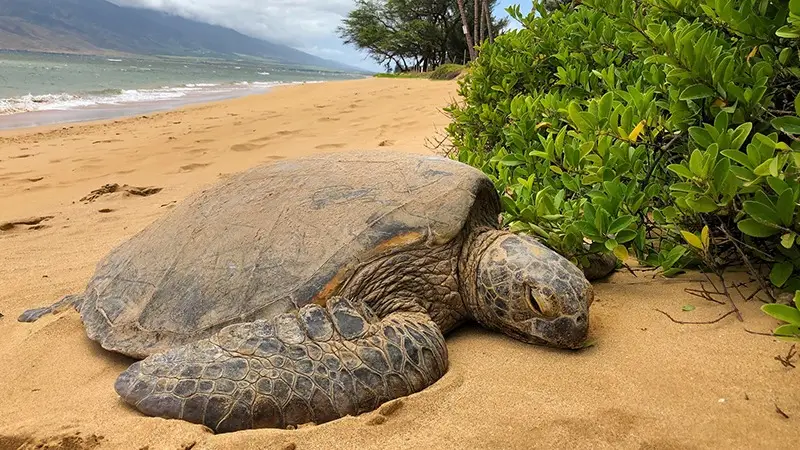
0, 77, 797, 450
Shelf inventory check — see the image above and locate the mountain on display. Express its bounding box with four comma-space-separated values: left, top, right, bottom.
0, 0, 364, 72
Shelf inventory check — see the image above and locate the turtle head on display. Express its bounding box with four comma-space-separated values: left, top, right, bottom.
465, 232, 594, 349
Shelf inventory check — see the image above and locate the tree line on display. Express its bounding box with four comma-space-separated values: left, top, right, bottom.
337, 0, 508, 73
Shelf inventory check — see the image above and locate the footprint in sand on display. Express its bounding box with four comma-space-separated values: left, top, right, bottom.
179, 163, 211, 172
378, 140, 395, 147
195, 139, 215, 144
92, 139, 123, 144
366, 399, 404, 426
231, 143, 260, 152
10, 154, 33, 159
319, 117, 341, 122
0, 216, 54, 232
315, 143, 346, 150
20, 432, 105, 449
80, 184, 162, 203
0, 171, 33, 182
26, 177, 44, 182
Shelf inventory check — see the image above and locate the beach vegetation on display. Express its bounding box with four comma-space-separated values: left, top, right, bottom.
374, 63, 466, 79
445, 0, 800, 339
338, 0, 507, 73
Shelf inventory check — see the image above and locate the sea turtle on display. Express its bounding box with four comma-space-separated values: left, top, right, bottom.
19, 150, 615, 433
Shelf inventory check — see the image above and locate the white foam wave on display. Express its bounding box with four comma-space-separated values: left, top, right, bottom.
0, 89, 186, 115
0, 80, 323, 116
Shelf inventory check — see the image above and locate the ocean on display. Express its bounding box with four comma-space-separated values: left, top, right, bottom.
0, 51, 366, 129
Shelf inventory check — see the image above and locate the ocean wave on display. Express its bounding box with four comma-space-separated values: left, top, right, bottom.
0, 81, 309, 116
0, 80, 325, 116
0, 88, 188, 115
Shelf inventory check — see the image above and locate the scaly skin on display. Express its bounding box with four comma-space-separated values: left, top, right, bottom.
114, 297, 448, 432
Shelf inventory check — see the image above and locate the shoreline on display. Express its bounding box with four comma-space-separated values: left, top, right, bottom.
0, 81, 328, 131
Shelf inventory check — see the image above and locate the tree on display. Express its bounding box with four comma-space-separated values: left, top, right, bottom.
338, 0, 506, 71
455, 0, 476, 61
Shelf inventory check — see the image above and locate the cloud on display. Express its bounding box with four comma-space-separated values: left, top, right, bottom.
108, 0, 374, 68
107, 0, 516, 71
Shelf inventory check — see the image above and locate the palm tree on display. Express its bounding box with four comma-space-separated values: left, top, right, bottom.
456, 0, 477, 61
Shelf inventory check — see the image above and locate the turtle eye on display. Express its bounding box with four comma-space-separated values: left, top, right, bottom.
526, 286, 543, 315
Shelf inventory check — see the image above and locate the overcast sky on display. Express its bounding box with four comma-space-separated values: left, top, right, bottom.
109, 0, 532, 71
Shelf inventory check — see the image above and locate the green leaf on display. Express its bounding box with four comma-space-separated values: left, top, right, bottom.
689, 126, 714, 149
791, 0, 800, 15
682, 305, 696, 312
795, 93, 800, 117
497, 156, 526, 167
770, 262, 794, 288
689, 150, 704, 177
616, 229, 638, 243
680, 84, 715, 100
686, 196, 719, 213
730, 123, 753, 150
737, 219, 780, 237
781, 233, 796, 249
777, 189, 795, 226
762, 303, 800, 325
663, 246, 687, 268
604, 238, 619, 252
668, 164, 694, 179
712, 158, 730, 192
776, 26, 800, 39
613, 244, 629, 261
681, 230, 704, 250
714, 111, 728, 134
721, 150, 753, 169
753, 158, 774, 177
771, 116, 800, 134
773, 324, 800, 341
608, 215, 635, 234
742, 200, 781, 225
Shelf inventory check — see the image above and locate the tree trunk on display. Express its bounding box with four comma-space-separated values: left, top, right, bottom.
482, 0, 494, 43
456, 0, 476, 61
479, 4, 485, 44
473, 0, 480, 46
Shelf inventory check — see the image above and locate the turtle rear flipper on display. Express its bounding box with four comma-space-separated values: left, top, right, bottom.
18, 294, 83, 323
114, 296, 448, 433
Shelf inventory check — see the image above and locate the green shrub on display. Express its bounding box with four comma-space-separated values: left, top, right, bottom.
429, 64, 467, 80
445, 0, 800, 340
375, 63, 466, 80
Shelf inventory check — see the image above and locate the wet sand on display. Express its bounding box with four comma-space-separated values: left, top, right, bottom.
0, 77, 797, 450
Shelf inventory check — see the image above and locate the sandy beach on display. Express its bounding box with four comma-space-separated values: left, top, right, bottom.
0, 77, 797, 450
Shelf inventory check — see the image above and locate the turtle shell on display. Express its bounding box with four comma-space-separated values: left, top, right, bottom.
78, 150, 501, 358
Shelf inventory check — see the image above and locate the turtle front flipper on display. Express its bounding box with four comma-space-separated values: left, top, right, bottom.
18, 294, 83, 322
113, 296, 448, 433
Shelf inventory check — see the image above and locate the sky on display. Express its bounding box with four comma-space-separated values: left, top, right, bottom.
108, 0, 532, 71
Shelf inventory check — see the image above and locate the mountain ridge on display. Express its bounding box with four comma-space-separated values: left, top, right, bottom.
0, 0, 366, 72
